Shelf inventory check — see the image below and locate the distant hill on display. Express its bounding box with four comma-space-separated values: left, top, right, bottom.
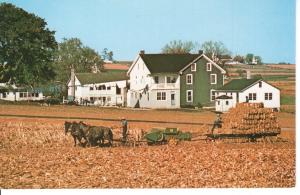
224, 63, 295, 82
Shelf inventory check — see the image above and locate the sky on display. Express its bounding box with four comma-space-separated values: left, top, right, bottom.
2, 0, 296, 63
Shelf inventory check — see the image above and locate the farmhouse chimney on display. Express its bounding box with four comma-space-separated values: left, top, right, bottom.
70, 66, 75, 100
246, 70, 251, 79
198, 50, 203, 55
139, 50, 145, 55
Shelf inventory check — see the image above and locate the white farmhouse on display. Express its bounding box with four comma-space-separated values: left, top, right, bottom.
127, 51, 200, 108
214, 78, 280, 112
0, 83, 44, 101
67, 70, 128, 106
127, 50, 226, 109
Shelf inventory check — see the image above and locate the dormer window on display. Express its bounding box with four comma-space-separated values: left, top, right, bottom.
206, 62, 212, 71
191, 63, 196, 71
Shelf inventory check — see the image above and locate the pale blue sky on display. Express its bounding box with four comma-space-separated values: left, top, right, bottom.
2, 0, 296, 63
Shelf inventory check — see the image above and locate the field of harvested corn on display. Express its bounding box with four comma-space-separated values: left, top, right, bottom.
0, 105, 296, 188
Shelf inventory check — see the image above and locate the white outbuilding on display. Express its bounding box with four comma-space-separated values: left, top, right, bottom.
0, 83, 44, 101
67, 70, 128, 106
213, 78, 280, 112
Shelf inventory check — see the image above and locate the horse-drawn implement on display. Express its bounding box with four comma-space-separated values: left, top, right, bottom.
64, 103, 285, 147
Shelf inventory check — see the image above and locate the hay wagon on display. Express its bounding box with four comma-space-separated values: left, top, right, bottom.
204, 103, 283, 143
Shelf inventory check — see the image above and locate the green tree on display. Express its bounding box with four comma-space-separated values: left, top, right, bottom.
245, 53, 254, 64
233, 55, 245, 63
53, 38, 103, 83
255, 55, 263, 65
0, 3, 57, 86
161, 40, 197, 54
101, 48, 114, 61
201, 41, 231, 62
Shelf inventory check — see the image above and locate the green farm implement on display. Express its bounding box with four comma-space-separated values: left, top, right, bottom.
144, 127, 192, 145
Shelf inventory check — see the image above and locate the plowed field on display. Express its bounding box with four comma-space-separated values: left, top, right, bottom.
0, 105, 295, 188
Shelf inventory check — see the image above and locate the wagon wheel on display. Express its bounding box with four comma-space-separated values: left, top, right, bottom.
168, 137, 178, 146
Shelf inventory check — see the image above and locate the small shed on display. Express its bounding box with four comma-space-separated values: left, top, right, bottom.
215, 95, 234, 112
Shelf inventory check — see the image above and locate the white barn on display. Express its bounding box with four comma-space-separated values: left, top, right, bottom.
213, 78, 280, 112
67, 70, 128, 106
0, 83, 44, 101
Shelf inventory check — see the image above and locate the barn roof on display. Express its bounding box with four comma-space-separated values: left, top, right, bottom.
76, 70, 128, 85
217, 78, 261, 91
140, 53, 200, 73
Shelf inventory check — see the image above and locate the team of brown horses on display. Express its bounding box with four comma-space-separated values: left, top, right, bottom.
64, 121, 113, 147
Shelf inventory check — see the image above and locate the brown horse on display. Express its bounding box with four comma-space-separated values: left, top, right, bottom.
64, 121, 87, 147
79, 122, 113, 147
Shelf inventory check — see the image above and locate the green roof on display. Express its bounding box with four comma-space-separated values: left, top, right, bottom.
140, 54, 200, 73
217, 78, 261, 91
76, 70, 128, 85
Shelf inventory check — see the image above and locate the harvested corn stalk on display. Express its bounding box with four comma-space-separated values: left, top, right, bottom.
215, 103, 281, 135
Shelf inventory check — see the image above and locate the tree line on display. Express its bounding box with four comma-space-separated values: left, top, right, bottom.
161, 40, 263, 65
0, 2, 263, 91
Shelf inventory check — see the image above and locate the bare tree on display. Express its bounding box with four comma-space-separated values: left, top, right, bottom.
201, 41, 231, 62
161, 40, 198, 54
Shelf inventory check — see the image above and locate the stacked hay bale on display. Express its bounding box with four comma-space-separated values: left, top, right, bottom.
214, 103, 281, 135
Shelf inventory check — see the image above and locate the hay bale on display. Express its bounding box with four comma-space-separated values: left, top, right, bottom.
215, 103, 281, 135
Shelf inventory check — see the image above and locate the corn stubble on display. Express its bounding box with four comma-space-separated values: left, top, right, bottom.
0, 119, 295, 188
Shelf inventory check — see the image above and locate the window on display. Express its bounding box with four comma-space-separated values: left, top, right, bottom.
166, 76, 176, 83
162, 92, 166, 100
24, 93, 27, 98
35, 93, 39, 97
167, 77, 171, 83
90, 86, 94, 91
157, 92, 161, 100
249, 93, 257, 100
210, 74, 217, 84
2, 92, 7, 98
259, 81, 262, 88
186, 74, 193, 84
107, 97, 111, 102
154, 76, 159, 84
191, 63, 196, 71
217, 101, 220, 105
226, 101, 229, 105
265, 93, 273, 100
107, 86, 111, 90
211, 91, 216, 101
20, 93, 24, 98
269, 93, 272, 100
157, 92, 166, 100
206, 62, 212, 71
186, 90, 193, 102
